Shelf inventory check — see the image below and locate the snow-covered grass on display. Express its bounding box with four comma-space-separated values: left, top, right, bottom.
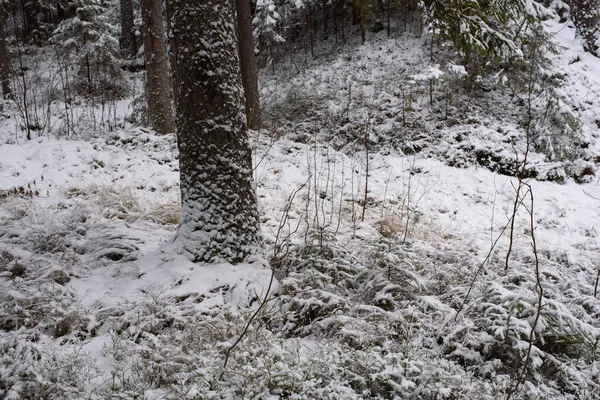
2, 12, 600, 400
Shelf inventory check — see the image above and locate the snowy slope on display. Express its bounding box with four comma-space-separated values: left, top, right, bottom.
0, 14, 600, 400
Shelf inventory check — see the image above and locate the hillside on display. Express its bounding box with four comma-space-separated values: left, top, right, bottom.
1, 7, 600, 400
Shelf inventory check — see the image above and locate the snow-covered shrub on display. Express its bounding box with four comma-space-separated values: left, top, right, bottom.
530, 71, 583, 162
355, 238, 427, 311
272, 228, 358, 336
0, 334, 96, 399
447, 279, 600, 397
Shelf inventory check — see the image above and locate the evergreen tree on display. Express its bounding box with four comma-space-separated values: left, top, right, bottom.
253, 0, 284, 51
170, 0, 262, 263
420, 0, 542, 65
52, 0, 125, 97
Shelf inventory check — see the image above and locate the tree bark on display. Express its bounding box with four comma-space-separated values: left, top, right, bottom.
0, 6, 10, 99
235, 0, 262, 129
170, 0, 261, 263
571, 0, 600, 57
120, 0, 137, 57
164, 0, 178, 103
141, 0, 175, 134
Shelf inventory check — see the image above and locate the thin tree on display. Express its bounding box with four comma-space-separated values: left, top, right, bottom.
0, 3, 11, 99
235, 0, 262, 129
170, 0, 262, 263
120, 0, 137, 58
141, 0, 175, 134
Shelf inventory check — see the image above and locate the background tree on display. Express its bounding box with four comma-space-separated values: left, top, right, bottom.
0, 2, 10, 98
236, 0, 262, 129
353, 0, 370, 44
120, 0, 137, 57
141, 0, 175, 134
170, 0, 261, 263
571, 0, 600, 57
51, 0, 124, 98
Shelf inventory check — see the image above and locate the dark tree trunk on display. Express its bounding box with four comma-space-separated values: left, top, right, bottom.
0, 7, 11, 99
322, 0, 328, 38
170, 0, 261, 263
141, 0, 175, 134
235, 0, 262, 129
387, 0, 391, 37
164, 0, 178, 103
340, 0, 345, 42
120, 0, 137, 57
353, 0, 367, 44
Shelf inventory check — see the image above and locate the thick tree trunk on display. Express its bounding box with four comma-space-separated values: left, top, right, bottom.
0, 7, 10, 99
120, 0, 137, 57
170, 0, 261, 263
141, 0, 175, 134
235, 0, 262, 129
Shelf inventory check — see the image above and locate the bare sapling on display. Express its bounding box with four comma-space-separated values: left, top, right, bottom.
218, 182, 306, 381
505, 183, 543, 400
361, 103, 373, 222
505, 44, 537, 271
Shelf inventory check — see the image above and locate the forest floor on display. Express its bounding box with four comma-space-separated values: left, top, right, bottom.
1, 12, 600, 400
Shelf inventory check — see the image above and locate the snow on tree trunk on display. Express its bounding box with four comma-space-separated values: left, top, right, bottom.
141, 0, 175, 134
120, 0, 137, 58
571, 0, 600, 57
235, 0, 262, 130
170, 0, 262, 264
0, 6, 10, 99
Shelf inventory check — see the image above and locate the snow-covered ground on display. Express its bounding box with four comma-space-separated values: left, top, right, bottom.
1, 14, 600, 400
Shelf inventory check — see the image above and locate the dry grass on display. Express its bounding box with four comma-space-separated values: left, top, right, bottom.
63, 184, 180, 226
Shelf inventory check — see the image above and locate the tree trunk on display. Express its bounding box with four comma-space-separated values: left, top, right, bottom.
0, 7, 11, 99
120, 0, 137, 57
141, 0, 175, 134
571, 0, 600, 57
386, 0, 391, 38
170, 0, 261, 263
235, 0, 262, 129
164, 0, 179, 103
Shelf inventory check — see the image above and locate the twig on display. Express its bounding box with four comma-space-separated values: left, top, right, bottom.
592, 237, 600, 298
583, 190, 600, 201
361, 105, 372, 222
505, 44, 537, 272
218, 181, 308, 380
455, 191, 532, 319
506, 183, 543, 400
